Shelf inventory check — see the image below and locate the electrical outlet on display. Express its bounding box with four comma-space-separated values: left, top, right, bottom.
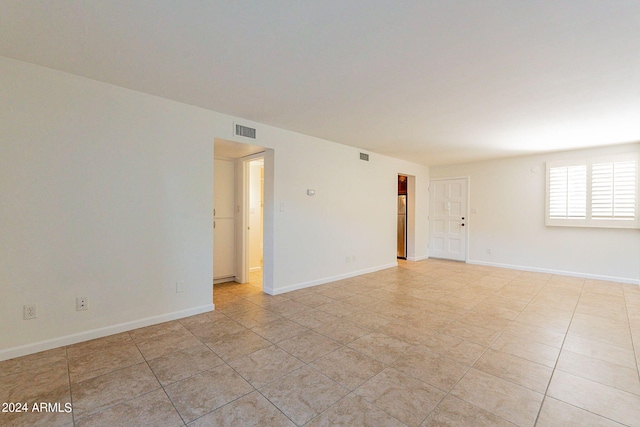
486, 248, 492, 255
23, 304, 37, 320
176, 281, 185, 293
76, 296, 88, 311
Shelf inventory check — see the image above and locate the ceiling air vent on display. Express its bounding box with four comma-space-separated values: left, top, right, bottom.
359, 152, 369, 161
235, 124, 256, 139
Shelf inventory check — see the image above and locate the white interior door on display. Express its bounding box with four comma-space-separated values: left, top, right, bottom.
429, 178, 467, 261
214, 159, 236, 280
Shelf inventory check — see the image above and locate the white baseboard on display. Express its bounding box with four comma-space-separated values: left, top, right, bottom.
0, 304, 215, 362
407, 254, 429, 261
264, 262, 398, 296
467, 259, 639, 285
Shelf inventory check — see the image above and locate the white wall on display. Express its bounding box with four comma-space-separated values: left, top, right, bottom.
430, 143, 640, 283
0, 57, 430, 359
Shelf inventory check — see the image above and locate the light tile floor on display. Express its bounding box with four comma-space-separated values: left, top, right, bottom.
2, 260, 640, 426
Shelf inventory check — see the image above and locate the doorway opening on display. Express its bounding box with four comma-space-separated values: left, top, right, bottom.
213, 138, 274, 295
247, 157, 264, 288
397, 175, 408, 259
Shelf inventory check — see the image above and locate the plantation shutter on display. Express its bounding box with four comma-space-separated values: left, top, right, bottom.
546, 153, 638, 228
548, 165, 587, 219
591, 160, 636, 221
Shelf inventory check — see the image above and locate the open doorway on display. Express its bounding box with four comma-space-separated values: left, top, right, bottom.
213, 139, 273, 296
247, 157, 264, 288
397, 175, 408, 259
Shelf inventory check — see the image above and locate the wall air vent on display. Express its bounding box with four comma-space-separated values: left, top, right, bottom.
359, 152, 369, 161
235, 124, 256, 139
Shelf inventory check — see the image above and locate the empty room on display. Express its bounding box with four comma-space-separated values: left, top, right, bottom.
1, 1, 639, 426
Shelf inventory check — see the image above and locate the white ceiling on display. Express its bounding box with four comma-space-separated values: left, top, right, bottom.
2, 1, 639, 165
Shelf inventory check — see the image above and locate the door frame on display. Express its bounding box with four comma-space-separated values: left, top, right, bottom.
428, 176, 470, 262
238, 152, 265, 284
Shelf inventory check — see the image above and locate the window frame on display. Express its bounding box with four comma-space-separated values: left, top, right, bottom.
545, 153, 639, 229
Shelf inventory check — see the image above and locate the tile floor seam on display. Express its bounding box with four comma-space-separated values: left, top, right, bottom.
141, 348, 188, 427
64, 346, 76, 427
532, 277, 584, 427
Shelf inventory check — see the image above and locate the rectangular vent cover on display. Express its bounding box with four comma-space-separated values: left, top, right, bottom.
360, 152, 369, 161
235, 124, 256, 139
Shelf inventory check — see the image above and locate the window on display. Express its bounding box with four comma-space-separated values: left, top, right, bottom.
546, 153, 639, 228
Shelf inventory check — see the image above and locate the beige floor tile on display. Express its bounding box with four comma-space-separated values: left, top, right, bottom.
421, 395, 516, 427
66, 333, 133, 356
466, 298, 523, 320
0, 359, 69, 402
267, 299, 309, 317
347, 333, 413, 365
420, 333, 486, 366
164, 364, 253, 423
287, 308, 338, 328
215, 298, 261, 316
188, 391, 295, 427
547, 370, 640, 426
514, 311, 571, 333
291, 292, 337, 308
259, 366, 349, 425
376, 320, 435, 345
277, 330, 341, 363
313, 319, 369, 344
450, 368, 543, 427
75, 389, 183, 427
229, 345, 304, 388
185, 316, 245, 341
491, 334, 560, 367
562, 334, 637, 369
251, 317, 309, 343
0, 388, 72, 427
441, 320, 501, 346
316, 300, 361, 317
4, 260, 639, 427
225, 307, 282, 328
343, 311, 391, 331
68, 339, 144, 384
473, 348, 552, 393
568, 314, 634, 349
135, 327, 202, 360
71, 362, 160, 419
147, 343, 224, 386
556, 349, 640, 395
536, 397, 625, 427
202, 328, 271, 362
304, 394, 406, 427
0, 348, 67, 377
311, 347, 385, 390
127, 320, 184, 342
355, 368, 445, 427
392, 347, 469, 392
501, 321, 565, 348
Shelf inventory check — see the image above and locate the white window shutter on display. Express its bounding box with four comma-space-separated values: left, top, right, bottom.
548, 165, 586, 219
591, 160, 636, 221
546, 153, 638, 228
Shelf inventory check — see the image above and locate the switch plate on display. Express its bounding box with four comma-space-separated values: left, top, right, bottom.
176, 281, 185, 293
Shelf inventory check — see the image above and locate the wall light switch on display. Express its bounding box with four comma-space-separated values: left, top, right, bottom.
307, 189, 316, 196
